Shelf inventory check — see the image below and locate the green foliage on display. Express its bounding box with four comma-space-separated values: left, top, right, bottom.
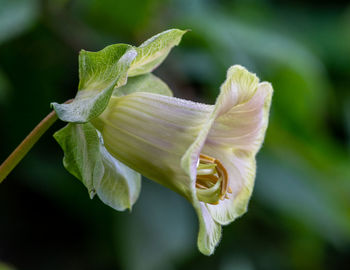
129, 29, 187, 76
51, 29, 185, 123
54, 122, 141, 211
51, 30, 182, 211
52, 44, 137, 123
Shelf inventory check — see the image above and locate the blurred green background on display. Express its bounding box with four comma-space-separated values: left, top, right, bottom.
1, 0, 350, 269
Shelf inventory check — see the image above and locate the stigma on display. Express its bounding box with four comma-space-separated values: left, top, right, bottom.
195, 154, 231, 205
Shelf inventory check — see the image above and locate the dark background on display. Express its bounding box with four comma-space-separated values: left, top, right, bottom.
1, 0, 350, 269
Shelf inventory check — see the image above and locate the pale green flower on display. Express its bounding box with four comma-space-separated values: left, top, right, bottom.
92, 65, 273, 255
51, 30, 272, 255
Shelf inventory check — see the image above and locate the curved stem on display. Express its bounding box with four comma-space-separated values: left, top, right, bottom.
0, 100, 73, 183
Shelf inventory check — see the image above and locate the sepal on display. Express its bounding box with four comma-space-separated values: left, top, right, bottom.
52, 45, 137, 123
51, 29, 186, 123
54, 122, 141, 211
129, 29, 187, 76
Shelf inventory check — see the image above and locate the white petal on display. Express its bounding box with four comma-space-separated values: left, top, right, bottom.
203, 68, 273, 225
194, 201, 222, 255
208, 81, 273, 153
94, 65, 273, 254
180, 65, 272, 249
203, 145, 256, 225
96, 92, 212, 198
215, 65, 259, 116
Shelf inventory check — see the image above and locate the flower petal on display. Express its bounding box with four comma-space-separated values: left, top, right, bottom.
208, 81, 273, 153
93, 65, 272, 254
97, 91, 223, 255
203, 145, 256, 225
95, 92, 212, 198
203, 69, 273, 225
215, 65, 259, 116
194, 201, 222, 255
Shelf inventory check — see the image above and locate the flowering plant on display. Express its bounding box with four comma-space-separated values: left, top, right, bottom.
0, 29, 272, 255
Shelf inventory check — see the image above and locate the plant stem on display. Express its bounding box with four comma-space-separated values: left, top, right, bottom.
0, 100, 72, 183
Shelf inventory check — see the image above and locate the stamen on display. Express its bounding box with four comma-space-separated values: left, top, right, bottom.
199, 153, 216, 163
197, 163, 217, 170
214, 159, 229, 199
197, 174, 218, 184
196, 177, 215, 188
195, 183, 208, 189
196, 153, 230, 205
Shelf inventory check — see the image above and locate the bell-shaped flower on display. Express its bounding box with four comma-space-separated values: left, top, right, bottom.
92, 65, 273, 255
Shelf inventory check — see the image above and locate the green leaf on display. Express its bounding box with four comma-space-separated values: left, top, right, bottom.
52, 45, 137, 123
51, 29, 186, 123
54, 123, 102, 196
54, 122, 141, 211
128, 29, 187, 77
95, 137, 141, 211
114, 73, 173, 97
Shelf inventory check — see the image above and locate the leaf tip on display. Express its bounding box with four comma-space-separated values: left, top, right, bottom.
89, 188, 96, 199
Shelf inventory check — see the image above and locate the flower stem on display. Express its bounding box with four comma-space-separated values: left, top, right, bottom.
0, 100, 73, 183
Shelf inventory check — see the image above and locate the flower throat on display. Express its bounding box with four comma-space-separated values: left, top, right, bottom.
195, 154, 231, 205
